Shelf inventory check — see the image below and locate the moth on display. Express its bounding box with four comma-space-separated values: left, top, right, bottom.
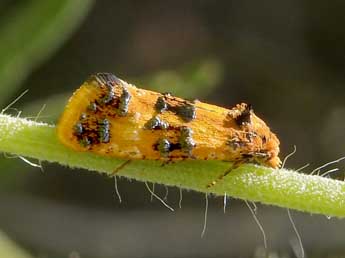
57, 73, 281, 172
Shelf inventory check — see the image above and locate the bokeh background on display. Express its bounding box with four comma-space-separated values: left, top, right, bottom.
1, 1, 345, 257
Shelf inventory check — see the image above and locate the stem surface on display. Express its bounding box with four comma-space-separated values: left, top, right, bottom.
0, 114, 344, 217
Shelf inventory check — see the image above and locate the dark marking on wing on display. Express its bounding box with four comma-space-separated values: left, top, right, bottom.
73, 115, 111, 147
117, 87, 131, 116
226, 103, 253, 127
154, 93, 196, 122
144, 116, 169, 130
92, 73, 122, 86
179, 126, 196, 155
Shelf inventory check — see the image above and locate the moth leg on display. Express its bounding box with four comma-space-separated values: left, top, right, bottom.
160, 158, 176, 167
111, 160, 132, 175
206, 162, 240, 188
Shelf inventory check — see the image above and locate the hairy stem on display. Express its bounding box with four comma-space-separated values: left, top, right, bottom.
0, 114, 344, 217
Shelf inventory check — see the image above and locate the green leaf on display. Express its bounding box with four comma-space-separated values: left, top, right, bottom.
0, 0, 94, 105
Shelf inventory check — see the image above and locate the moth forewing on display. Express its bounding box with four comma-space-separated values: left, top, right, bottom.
57, 73, 281, 168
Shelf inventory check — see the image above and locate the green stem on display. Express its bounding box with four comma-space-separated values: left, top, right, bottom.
0, 114, 344, 217
0, 230, 33, 258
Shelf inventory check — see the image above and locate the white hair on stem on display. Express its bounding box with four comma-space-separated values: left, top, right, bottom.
223, 192, 227, 213
287, 209, 304, 258
281, 147, 305, 258
163, 185, 169, 201
251, 201, 258, 214
113, 176, 122, 203
150, 183, 155, 202
201, 193, 209, 238
2, 93, 48, 174
295, 163, 310, 172
5, 151, 43, 171
320, 168, 339, 178
310, 156, 345, 175
18, 156, 43, 170
144, 182, 174, 211
179, 188, 183, 209
2, 89, 29, 114
245, 200, 267, 249
34, 104, 46, 122
281, 145, 297, 168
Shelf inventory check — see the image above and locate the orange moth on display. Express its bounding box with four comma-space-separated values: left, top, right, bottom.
57, 73, 281, 169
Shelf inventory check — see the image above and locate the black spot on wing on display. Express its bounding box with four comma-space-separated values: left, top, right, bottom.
73, 115, 111, 147
154, 93, 196, 122
144, 116, 169, 130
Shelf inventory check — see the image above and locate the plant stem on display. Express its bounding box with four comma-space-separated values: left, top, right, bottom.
0, 114, 345, 217
0, 230, 33, 258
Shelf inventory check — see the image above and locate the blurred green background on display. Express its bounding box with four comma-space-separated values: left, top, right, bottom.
1, 1, 345, 257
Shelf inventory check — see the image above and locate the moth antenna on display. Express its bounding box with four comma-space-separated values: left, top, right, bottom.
145, 182, 174, 211
150, 183, 155, 202
113, 176, 122, 203
310, 156, 345, 175
111, 160, 131, 175
2, 89, 29, 114
281, 145, 297, 168
201, 193, 209, 238
245, 200, 267, 249
179, 188, 183, 209
287, 209, 304, 258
